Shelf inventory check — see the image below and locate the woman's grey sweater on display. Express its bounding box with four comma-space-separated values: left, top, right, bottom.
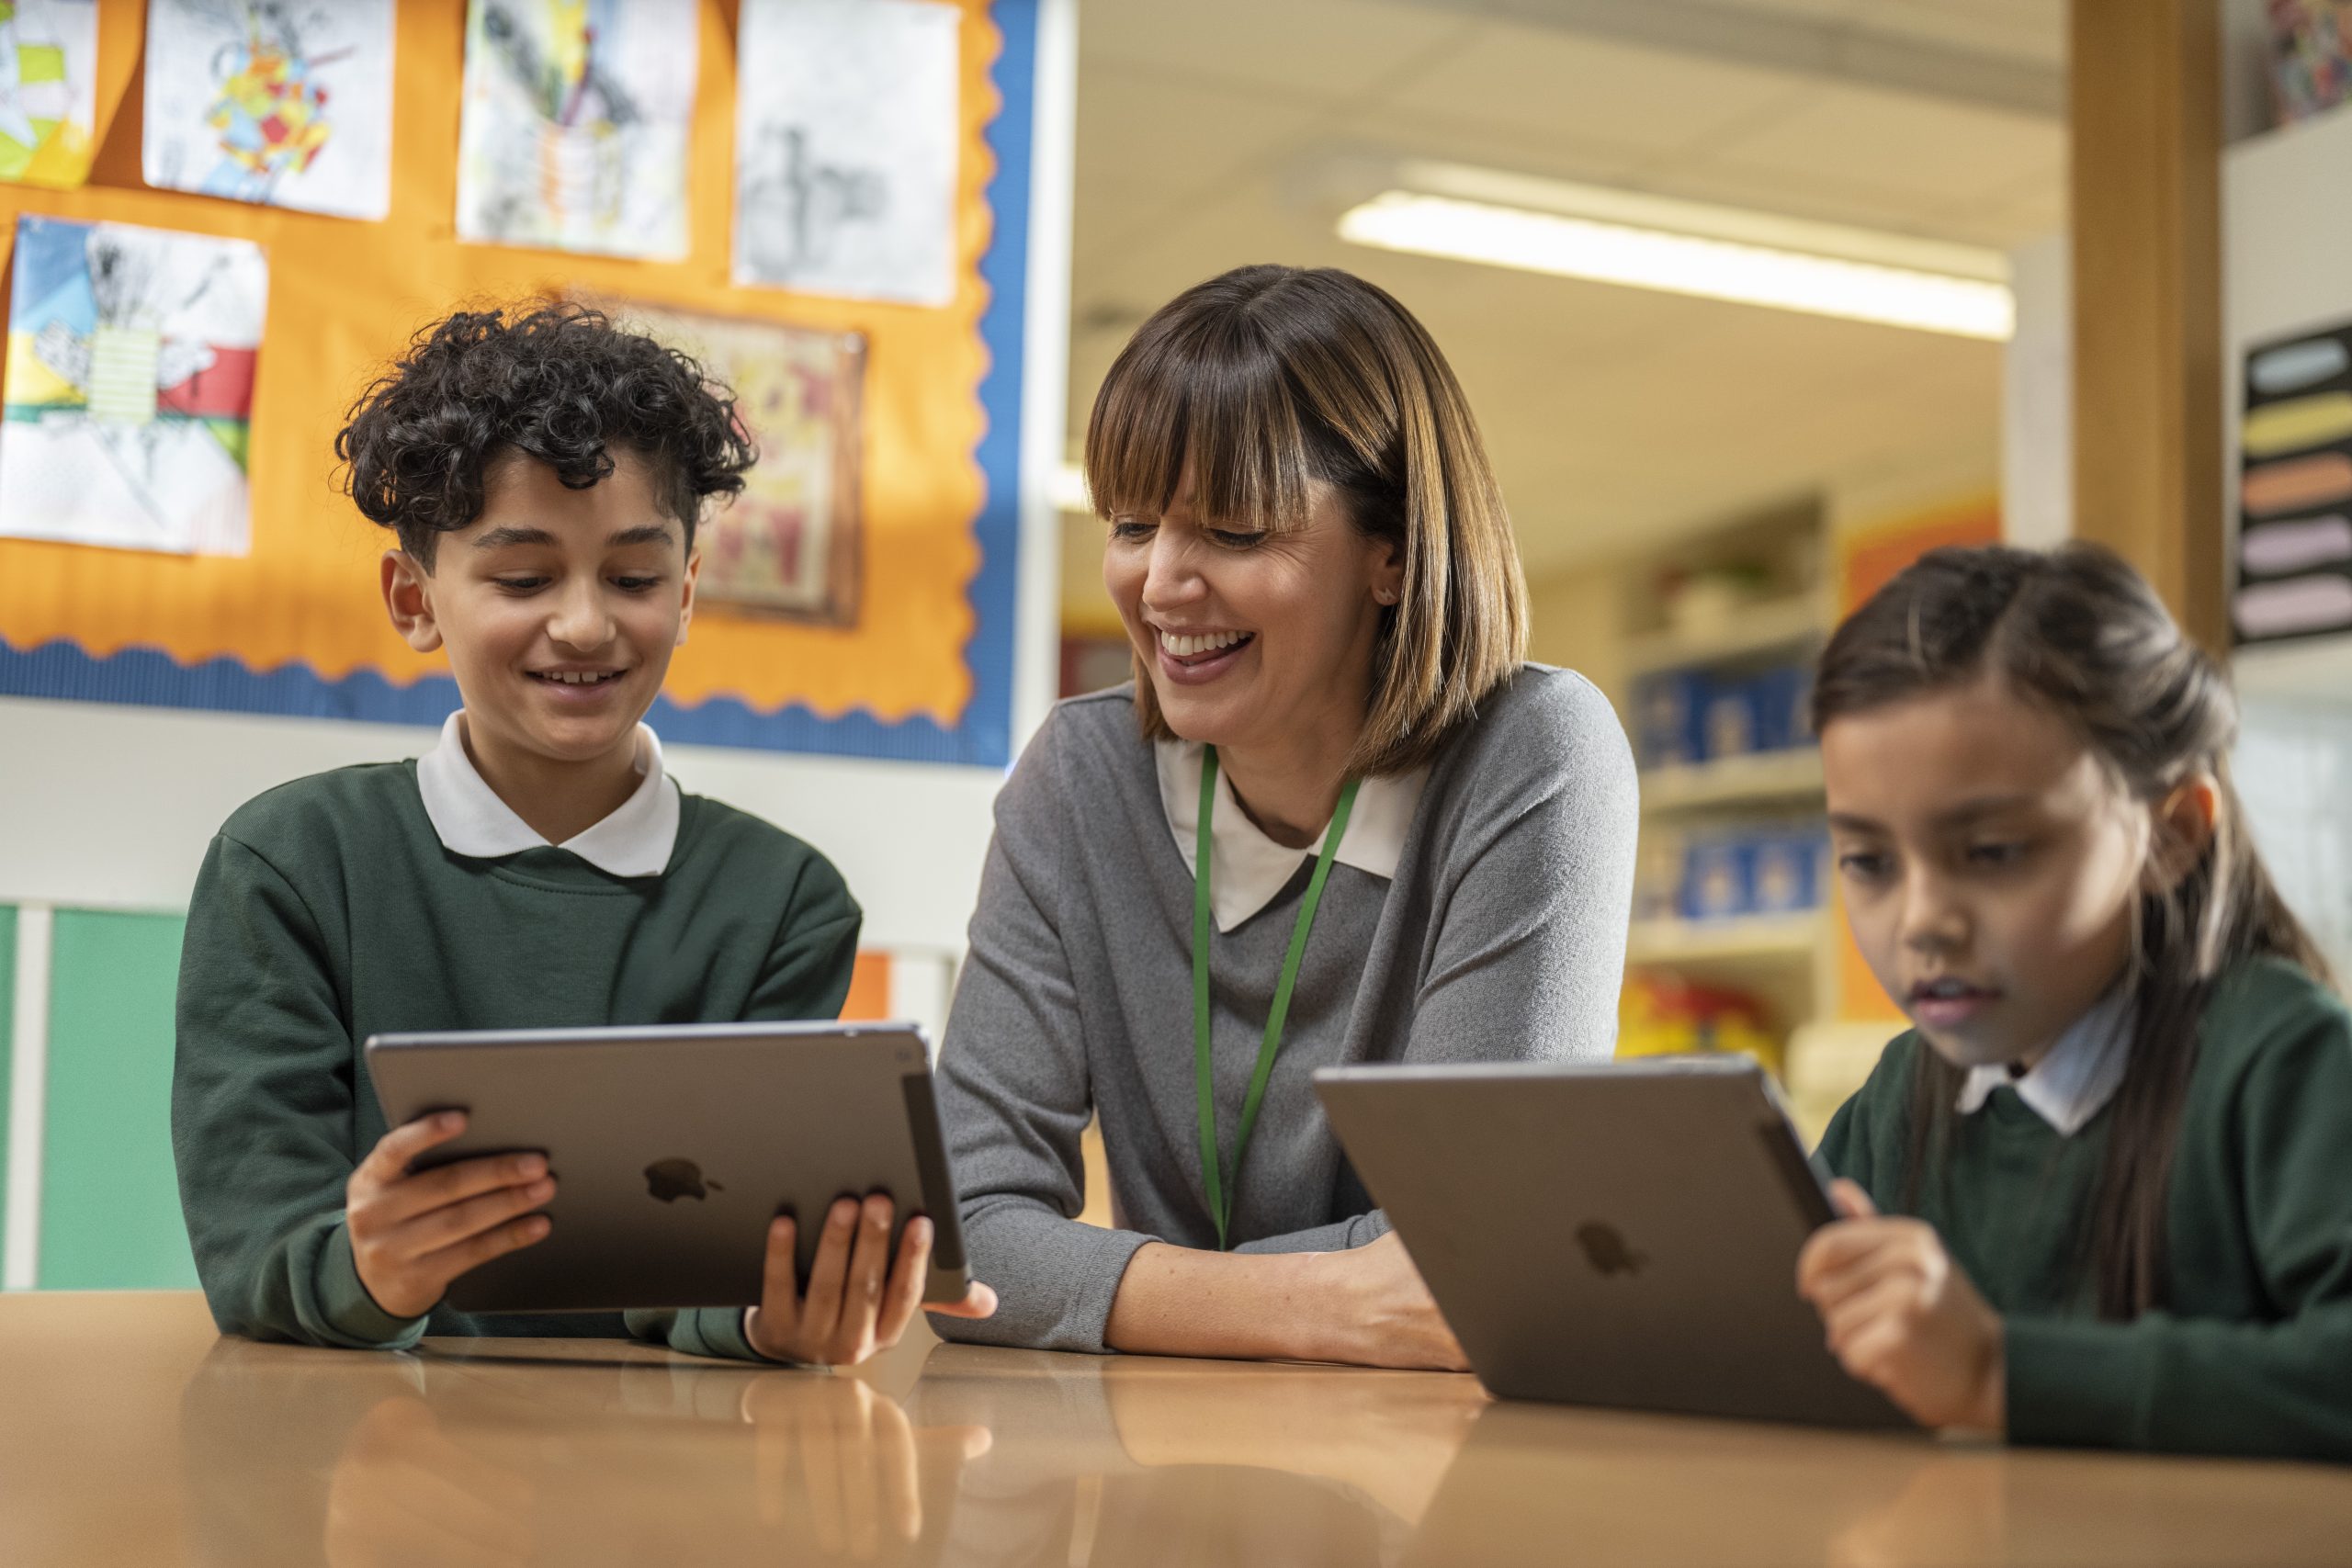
933, 665, 1640, 1352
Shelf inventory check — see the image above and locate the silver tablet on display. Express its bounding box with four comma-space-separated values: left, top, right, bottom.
364, 1021, 969, 1314
1315, 1056, 1910, 1430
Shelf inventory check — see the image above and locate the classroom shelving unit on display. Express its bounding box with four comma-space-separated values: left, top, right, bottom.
1607, 500, 1844, 1066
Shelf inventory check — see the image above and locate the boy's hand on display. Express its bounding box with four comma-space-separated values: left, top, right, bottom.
346, 1111, 556, 1321
1796, 1179, 2005, 1433
744, 1194, 996, 1367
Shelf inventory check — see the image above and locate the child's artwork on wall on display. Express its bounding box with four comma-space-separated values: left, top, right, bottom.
142, 0, 397, 221
456, 0, 696, 261
618, 300, 865, 626
2237, 322, 2352, 645
734, 0, 960, 306
0, 0, 97, 189
0, 215, 267, 556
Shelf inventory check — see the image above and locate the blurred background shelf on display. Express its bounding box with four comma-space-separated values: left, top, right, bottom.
1639, 749, 1826, 812
1623, 593, 1829, 676
1626, 912, 1827, 965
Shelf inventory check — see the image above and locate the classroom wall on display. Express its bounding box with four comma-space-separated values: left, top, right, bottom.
0, 0, 1080, 1292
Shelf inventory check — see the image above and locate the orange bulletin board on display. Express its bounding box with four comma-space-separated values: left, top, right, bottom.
0, 0, 1041, 767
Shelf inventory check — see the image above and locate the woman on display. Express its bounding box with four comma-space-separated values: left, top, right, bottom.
937, 265, 1637, 1368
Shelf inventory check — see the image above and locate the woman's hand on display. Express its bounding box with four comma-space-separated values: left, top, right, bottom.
1796, 1180, 2005, 1433
346, 1112, 556, 1321
744, 1195, 997, 1367
1314, 1232, 1469, 1372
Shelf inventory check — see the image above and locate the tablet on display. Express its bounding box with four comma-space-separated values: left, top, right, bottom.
364, 1021, 969, 1314
1315, 1056, 1910, 1430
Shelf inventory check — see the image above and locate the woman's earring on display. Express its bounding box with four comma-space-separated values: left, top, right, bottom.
1375, 587, 1397, 605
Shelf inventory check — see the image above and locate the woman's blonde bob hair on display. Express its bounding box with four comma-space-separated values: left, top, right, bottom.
1085, 265, 1528, 778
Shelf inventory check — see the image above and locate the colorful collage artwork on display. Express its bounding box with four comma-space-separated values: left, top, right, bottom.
0, 215, 267, 556
455, 0, 698, 261
0, 2, 1016, 766
734, 0, 961, 306
621, 300, 865, 624
0, 0, 97, 189
142, 0, 398, 220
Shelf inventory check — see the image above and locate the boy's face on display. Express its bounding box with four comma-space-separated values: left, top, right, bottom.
381, 447, 699, 769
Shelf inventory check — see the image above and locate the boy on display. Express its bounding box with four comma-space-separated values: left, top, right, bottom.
172, 303, 991, 1363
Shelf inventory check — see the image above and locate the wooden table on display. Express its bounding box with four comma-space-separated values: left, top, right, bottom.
8, 1292, 2352, 1565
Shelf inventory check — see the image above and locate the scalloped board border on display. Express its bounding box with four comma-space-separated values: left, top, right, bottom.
0, 0, 1037, 773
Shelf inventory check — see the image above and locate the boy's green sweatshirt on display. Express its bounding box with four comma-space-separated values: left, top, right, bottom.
171, 758, 860, 1359
1818, 956, 2352, 1461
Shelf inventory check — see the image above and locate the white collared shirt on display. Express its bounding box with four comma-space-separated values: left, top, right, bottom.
1954, 984, 2133, 1137
1154, 738, 1428, 932
414, 711, 681, 878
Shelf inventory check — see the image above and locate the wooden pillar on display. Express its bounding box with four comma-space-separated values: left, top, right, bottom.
2070, 0, 2225, 649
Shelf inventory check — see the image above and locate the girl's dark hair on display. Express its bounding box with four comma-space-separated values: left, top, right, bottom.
1813, 542, 2332, 1318
335, 302, 757, 565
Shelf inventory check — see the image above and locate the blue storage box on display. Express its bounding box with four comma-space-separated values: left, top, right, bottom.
1633, 670, 1709, 769
1750, 663, 1815, 753
1702, 679, 1766, 760
1749, 827, 1826, 914
1680, 833, 1755, 920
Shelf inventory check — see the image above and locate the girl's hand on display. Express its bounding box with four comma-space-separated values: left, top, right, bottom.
347, 1112, 557, 1321
744, 1195, 996, 1367
1796, 1180, 2005, 1433
1314, 1231, 1470, 1371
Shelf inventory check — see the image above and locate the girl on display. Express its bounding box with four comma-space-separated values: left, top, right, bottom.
1795, 542, 2352, 1460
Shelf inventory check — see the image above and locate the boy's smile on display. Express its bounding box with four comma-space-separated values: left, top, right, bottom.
381, 447, 700, 843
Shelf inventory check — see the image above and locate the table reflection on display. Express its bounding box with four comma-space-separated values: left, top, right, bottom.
1404, 1400, 2352, 1566
172, 1331, 2352, 1567
175, 1337, 1484, 1568
178, 1338, 989, 1567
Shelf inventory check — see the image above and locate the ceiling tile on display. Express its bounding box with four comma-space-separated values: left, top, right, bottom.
1071, 66, 1328, 265
1385, 21, 1811, 162
1857, 0, 2066, 67
1700, 0, 1874, 19
1702, 80, 2063, 207
1080, 0, 1475, 105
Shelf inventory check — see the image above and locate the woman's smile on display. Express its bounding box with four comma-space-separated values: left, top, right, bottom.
1149, 624, 1257, 684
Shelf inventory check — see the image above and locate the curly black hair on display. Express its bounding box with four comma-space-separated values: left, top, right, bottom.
335, 302, 757, 565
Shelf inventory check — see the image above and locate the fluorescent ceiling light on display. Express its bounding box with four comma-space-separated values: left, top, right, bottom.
1334, 163, 2012, 341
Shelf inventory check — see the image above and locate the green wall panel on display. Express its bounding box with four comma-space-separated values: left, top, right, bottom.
0, 905, 15, 1262
40, 909, 197, 1290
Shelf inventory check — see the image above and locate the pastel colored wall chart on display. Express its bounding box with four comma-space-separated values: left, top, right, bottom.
0, 213, 266, 555
0, 0, 1038, 768
0, 0, 96, 189
2236, 322, 2352, 645
141, 0, 397, 221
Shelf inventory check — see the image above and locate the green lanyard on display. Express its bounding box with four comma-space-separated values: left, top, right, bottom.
1193, 745, 1361, 1250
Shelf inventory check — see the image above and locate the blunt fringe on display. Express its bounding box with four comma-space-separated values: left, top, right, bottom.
1084, 264, 1527, 776
1813, 541, 2333, 1319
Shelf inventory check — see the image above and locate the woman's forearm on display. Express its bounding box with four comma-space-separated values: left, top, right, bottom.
1104, 1242, 1340, 1361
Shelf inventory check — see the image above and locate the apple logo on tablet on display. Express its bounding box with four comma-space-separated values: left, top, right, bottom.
644, 1158, 724, 1202
1575, 1221, 1646, 1278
